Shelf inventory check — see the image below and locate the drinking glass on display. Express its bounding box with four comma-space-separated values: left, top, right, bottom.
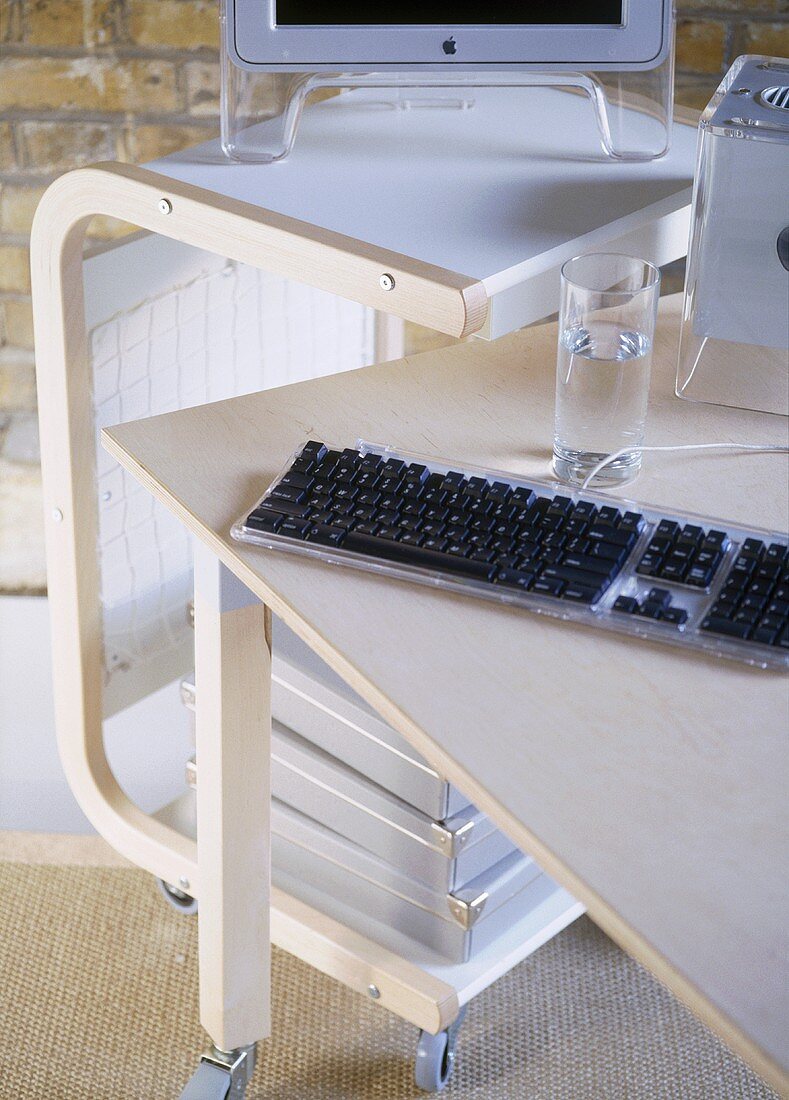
553, 252, 660, 488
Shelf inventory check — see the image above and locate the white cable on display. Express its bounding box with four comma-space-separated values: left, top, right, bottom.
580, 442, 789, 491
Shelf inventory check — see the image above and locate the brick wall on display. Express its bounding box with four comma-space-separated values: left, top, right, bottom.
0, 0, 787, 389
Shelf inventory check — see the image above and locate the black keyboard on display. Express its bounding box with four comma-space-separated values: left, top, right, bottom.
232, 440, 789, 670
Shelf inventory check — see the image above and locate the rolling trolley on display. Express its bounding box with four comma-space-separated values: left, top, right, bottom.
30, 89, 700, 1095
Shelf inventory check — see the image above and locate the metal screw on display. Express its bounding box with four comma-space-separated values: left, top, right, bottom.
52, 508, 63, 523
733, 87, 751, 96
158, 198, 173, 215
179, 876, 190, 891
367, 984, 381, 1000
379, 273, 395, 292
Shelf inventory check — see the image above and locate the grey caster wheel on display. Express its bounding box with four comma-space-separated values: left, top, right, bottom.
180, 1044, 256, 1099
157, 877, 198, 915
414, 1006, 467, 1093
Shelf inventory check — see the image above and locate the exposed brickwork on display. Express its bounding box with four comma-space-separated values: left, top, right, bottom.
0, 0, 787, 372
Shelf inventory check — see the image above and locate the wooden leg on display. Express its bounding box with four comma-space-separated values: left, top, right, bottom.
193, 541, 272, 1051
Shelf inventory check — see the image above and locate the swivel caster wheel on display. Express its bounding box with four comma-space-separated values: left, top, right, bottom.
180, 1043, 256, 1099
414, 1005, 467, 1093
156, 877, 198, 915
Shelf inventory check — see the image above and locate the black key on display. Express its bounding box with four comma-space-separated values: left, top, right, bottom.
300, 440, 327, 461
279, 517, 312, 539
356, 490, 381, 508
541, 531, 567, 550
596, 506, 621, 527
446, 541, 471, 557
422, 488, 448, 506
749, 577, 775, 597
376, 526, 402, 541
704, 528, 728, 547
403, 463, 428, 485
398, 516, 422, 533
729, 555, 755, 579
647, 588, 672, 609
424, 505, 449, 524
564, 517, 590, 537
756, 562, 782, 582
588, 543, 628, 566
377, 477, 402, 494
656, 519, 679, 540
775, 584, 789, 602
573, 501, 598, 522
566, 536, 591, 555
359, 454, 383, 473
613, 595, 639, 614
661, 560, 688, 582
740, 593, 768, 614
422, 536, 448, 552
740, 537, 765, 559
332, 484, 357, 502
694, 550, 721, 570
291, 455, 316, 475
547, 495, 573, 517
354, 471, 380, 490
343, 531, 494, 580
310, 509, 338, 527
334, 461, 358, 483
532, 578, 565, 597
713, 590, 738, 608
587, 525, 635, 548
331, 501, 355, 519
258, 497, 312, 519
308, 523, 347, 546
709, 601, 734, 618
752, 624, 780, 645
279, 471, 314, 491
766, 599, 789, 618
270, 484, 306, 503
381, 458, 405, 478
636, 554, 662, 577
777, 627, 789, 650
245, 511, 282, 534
700, 616, 752, 640
646, 537, 673, 556
399, 532, 425, 547
681, 524, 704, 544
686, 564, 714, 588
465, 476, 489, 498
353, 522, 380, 536
638, 602, 663, 620
446, 525, 470, 542
488, 482, 513, 504
699, 536, 729, 557
562, 553, 616, 578
540, 565, 607, 594
766, 542, 788, 564
495, 568, 534, 591
512, 487, 537, 508
669, 544, 695, 563
442, 471, 465, 489
734, 608, 760, 626
759, 613, 785, 633
662, 607, 689, 626
470, 548, 496, 563
377, 509, 401, 526
562, 585, 599, 604
423, 473, 444, 492
619, 512, 645, 535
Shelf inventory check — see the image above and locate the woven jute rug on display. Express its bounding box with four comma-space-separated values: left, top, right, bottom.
0, 842, 778, 1100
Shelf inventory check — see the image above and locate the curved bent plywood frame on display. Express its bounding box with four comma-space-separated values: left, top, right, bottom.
29, 161, 489, 899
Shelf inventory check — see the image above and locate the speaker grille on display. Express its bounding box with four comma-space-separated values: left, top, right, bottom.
760, 85, 789, 110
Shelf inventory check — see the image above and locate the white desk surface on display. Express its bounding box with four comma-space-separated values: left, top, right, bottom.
104, 296, 789, 1092
149, 87, 698, 337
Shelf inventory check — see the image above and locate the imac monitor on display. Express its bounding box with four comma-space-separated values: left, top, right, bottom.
228, 0, 673, 72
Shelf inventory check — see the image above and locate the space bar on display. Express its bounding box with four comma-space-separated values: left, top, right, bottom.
343, 532, 494, 581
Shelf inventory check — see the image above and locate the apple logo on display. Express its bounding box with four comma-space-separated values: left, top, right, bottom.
442, 35, 456, 55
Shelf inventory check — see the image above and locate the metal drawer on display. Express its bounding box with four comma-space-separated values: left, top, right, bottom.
272, 618, 470, 820
271, 799, 542, 963
271, 720, 517, 892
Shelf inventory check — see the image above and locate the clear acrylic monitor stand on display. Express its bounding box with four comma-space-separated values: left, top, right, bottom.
220, 30, 675, 164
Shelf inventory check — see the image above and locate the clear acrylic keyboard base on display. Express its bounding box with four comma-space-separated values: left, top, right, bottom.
232, 441, 789, 672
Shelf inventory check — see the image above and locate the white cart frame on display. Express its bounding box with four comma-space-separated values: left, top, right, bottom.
31, 162, 586, 1093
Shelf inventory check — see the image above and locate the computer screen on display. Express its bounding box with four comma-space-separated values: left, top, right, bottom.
229, 0, 671, 71
275, 1, 623, 27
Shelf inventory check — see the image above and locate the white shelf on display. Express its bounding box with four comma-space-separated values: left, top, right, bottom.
148, 86, 698, 338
